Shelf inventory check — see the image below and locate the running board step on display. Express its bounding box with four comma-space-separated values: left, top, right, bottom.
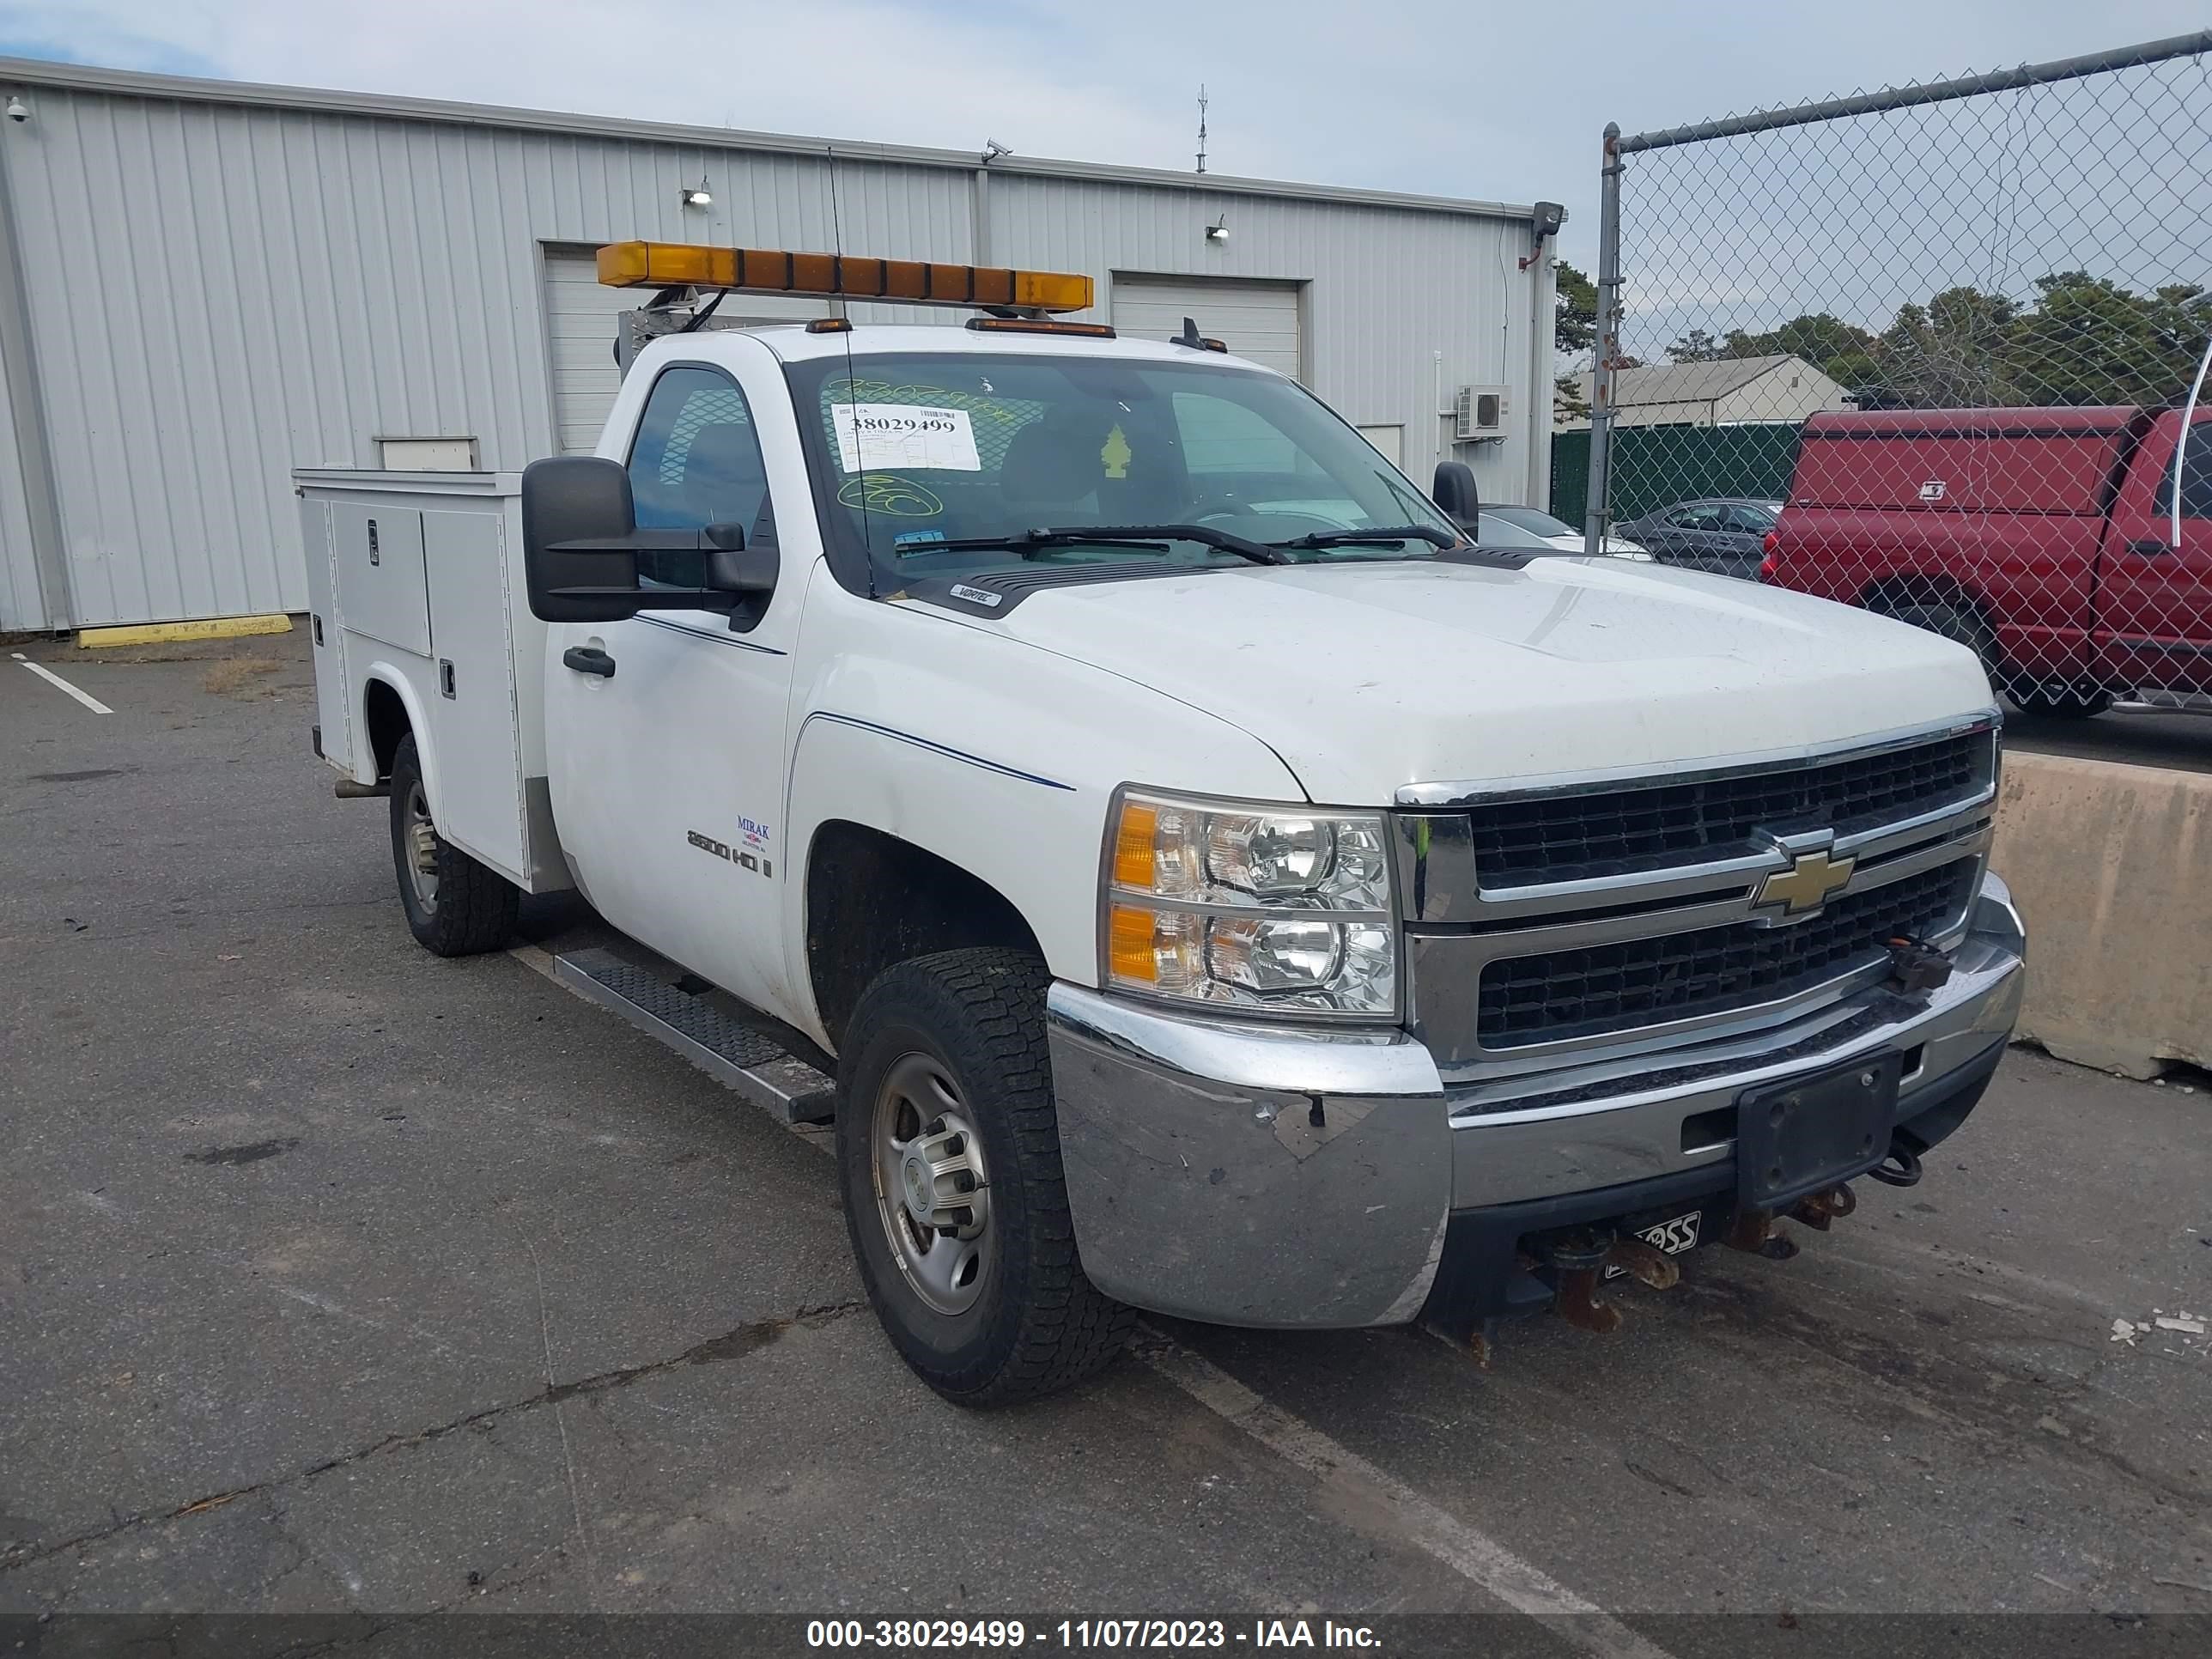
554, 947, 836, 1126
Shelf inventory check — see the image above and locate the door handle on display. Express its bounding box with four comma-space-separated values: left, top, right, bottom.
2128, 538, 2172, 556
563, 645, 616, 678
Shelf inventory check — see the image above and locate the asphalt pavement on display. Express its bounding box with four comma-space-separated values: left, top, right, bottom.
3, 629, 2209, 1644
2004, 703, 2212, 775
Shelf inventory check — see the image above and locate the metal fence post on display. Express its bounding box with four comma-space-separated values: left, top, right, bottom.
1584, 123, 1624, 557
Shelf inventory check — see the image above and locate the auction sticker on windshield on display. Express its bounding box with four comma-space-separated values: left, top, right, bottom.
833, 404, 981, 472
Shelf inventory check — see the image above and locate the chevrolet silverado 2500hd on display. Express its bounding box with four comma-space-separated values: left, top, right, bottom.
302, 242, 2026, 1404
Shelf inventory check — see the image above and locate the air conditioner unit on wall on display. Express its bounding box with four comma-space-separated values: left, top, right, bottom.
1453, 385, 1509, 441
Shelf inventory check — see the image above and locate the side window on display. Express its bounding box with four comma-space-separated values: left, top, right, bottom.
1672, 505, 1720, 531
626, 367, 772, 585
2160, 435, 2212, 522
1722, 504, 1773, 532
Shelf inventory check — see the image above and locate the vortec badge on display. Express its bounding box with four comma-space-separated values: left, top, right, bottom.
1917, 479, 1948, 502
949, 583, 1003, 608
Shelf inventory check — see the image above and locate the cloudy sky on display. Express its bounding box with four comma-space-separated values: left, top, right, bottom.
2, 0, 2207, 275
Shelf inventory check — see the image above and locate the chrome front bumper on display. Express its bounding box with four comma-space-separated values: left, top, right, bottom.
1046, 872, 2026, 1329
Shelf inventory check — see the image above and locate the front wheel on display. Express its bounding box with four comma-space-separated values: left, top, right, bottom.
836, 949, 1133, 1406
388, 732, 519, 957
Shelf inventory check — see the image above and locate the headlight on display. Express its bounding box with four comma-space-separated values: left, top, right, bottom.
1101, 789, 1398, 1018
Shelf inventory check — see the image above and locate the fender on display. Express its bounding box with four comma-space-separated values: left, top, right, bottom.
776, 580, 1304, 1048
358, 660, 441, 812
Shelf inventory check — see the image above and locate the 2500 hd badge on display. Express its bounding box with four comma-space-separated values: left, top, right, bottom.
688, 828, 772, 878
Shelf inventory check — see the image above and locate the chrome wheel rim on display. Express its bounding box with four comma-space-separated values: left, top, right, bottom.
871, 1052, 993, 1317
403, 781, 441, 913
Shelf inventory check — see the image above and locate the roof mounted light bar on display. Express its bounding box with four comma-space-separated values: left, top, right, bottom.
595, 240, 1094, 314
965, 316, 1116, 338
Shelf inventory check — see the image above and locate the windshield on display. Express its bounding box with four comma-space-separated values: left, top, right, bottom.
1486, 504, 1577, 539
785, 350, 1461, 583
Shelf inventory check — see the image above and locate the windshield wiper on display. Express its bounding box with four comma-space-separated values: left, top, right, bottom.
926, 530, 1173, 557
1268, 524, 1459, 552
925, 524, 1289, 567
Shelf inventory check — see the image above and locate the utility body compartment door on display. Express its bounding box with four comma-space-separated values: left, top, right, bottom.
297, 495, 354, 773
544, 339, 810, 1020
331, 503, 432, 655
421, 507, 534, 880
300, 469, 566, 892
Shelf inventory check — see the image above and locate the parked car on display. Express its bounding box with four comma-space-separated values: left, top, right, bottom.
1762, 405, 2210, 716
1617, 497, 1781, 578
1484, 503, 1650, 557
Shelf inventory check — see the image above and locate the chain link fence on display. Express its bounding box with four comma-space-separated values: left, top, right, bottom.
1579, 31, 2212, 717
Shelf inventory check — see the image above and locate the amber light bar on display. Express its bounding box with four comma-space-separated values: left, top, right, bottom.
596, 240, 1094, 314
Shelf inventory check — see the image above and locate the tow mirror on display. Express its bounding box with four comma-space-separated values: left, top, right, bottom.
1431, 460, 1481, 530
705, 529, 779, 597
522, 457, 641, 623
520, 459, 778, 623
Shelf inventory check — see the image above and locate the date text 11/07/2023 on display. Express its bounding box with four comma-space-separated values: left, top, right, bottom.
806, 1621, 1382, 1650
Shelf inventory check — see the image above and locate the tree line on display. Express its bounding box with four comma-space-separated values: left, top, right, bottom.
1554, 260, 2208, 418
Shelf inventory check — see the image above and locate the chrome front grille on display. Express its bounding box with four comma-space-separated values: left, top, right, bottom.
1463, 728, 1994, 888
1395, 716, 2001, 1076
1474, 857, 1978, 1049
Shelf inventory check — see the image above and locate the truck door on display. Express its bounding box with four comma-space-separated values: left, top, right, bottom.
2094, 411, 2212, 696
544, 346, 808, 1015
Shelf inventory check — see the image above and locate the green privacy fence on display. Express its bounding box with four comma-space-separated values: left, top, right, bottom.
1549, 422, 1804, 526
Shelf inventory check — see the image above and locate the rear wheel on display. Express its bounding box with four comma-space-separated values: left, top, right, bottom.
388, 732, 519, 957
836, 948, 1132, 1406
1871, 599, 2012, 690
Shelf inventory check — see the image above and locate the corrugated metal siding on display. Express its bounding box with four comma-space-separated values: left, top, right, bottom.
0, 80, 1538, 628
0, 320, 43, 629
988, 173, 1538, 505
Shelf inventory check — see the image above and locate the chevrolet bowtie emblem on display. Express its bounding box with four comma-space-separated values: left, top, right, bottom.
1757, 847, 1856, 915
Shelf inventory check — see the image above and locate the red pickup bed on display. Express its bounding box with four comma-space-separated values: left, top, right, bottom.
1761, 405, 2211, 715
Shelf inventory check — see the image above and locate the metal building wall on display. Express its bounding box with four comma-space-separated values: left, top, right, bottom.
0, 63, 1545, 630
0, 319, 43, 629
989, 172, 1544, 506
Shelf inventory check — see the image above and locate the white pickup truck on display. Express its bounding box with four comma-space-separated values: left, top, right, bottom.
301, 241, 2025, 1403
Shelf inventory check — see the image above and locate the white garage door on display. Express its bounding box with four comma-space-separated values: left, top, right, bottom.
542, 247, 835, 453
1110, 276, 1304, 380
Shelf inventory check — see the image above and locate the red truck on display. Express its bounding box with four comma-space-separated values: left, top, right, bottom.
1760, 404, 2211, 716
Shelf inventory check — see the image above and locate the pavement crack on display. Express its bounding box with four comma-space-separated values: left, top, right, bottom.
538, 1297, 866, 1408
0, 1297, 866, 1577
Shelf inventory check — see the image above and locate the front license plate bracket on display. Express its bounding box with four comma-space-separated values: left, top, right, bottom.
1736, 1053, 1903, 1210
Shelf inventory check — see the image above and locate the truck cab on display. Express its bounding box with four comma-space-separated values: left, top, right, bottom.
304, 242, 2027, 1404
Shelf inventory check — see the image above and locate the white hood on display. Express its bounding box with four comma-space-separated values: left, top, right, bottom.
990, 557, 1994, 805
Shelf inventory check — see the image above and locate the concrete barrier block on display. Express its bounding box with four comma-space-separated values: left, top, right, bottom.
1992, 749, 2212, 1079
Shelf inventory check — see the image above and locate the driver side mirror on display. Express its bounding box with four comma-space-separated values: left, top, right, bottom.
520, 456, 777, 625
1431, 461, 1481, 530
